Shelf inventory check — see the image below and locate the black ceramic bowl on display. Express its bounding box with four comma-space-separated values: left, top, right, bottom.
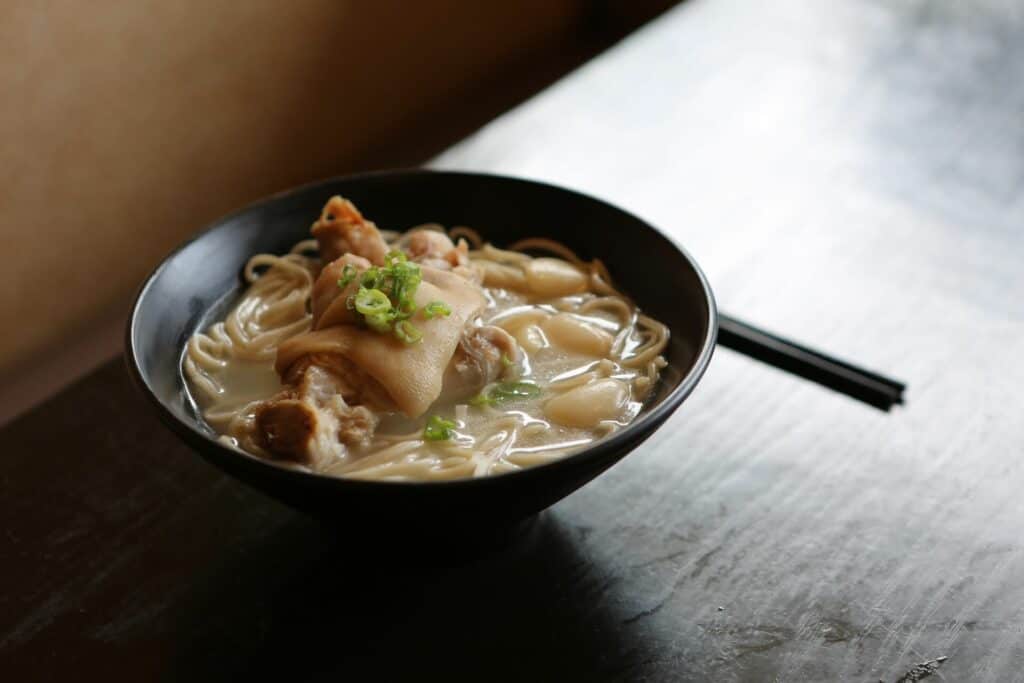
126, 170, 717, 537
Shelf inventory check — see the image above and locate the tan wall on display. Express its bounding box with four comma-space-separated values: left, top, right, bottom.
0, 0, 582, 379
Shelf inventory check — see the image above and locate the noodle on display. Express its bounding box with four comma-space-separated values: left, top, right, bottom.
184, 217, 669, 482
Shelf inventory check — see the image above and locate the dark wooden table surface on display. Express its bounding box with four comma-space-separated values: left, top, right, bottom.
4, 1, 1024, 680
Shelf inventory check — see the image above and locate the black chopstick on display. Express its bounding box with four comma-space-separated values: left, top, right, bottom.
716, 313, 906, 411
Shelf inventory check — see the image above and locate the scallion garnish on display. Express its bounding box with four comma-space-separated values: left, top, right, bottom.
361, 267, 383, 290
389, 262, 421, 314
337, 264, 358, 289
491, 381, 541, 402
364, 311, 393, 334
424, 415, 456, 441
470, 381, 541, 407
469, 393, 492, 407
394, 319, 423, 344
424, 301, 452, 319
354, 287, 391, 317
327, 250, 450, 344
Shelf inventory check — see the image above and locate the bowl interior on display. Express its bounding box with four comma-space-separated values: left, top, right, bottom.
128, 170, 716, 524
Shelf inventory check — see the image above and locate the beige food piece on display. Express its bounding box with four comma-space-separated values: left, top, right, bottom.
495, 309, 550, 332
523, 257, 588, 297
495, 310, 551, 353
477, 260, 528, 290
544, 378, 629, 428
541, 313, 613, 357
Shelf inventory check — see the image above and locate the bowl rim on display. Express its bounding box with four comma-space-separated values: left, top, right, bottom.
125, 168, 719, 490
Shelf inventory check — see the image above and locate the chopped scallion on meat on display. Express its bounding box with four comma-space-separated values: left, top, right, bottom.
424, 301, 452, 319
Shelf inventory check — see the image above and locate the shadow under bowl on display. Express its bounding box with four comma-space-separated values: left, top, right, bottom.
126, 169, 717, 539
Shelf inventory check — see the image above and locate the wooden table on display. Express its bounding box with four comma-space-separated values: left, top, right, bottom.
4, 1, 1023, 680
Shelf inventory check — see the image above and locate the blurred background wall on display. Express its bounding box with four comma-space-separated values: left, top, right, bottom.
0, 0, 675, 423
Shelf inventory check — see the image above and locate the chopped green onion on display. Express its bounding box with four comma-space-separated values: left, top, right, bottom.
388, 261, 421, 315
364, 312, 393, 333
423, 301, 452, 319
337, 264, 358, 289
469, 393, 493, 407
500, 353, 513, 367
491, 382, 541, 402
354, 287, 391, 317
394, 319, 423, 344
360, 267, 383, 290
336, 252, 441, 342
470, 381, 541, 407
424, 415, 456, 441
397, 293, 418, 316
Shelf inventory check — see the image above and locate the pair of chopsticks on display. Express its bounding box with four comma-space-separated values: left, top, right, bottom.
717, 314, 906, 411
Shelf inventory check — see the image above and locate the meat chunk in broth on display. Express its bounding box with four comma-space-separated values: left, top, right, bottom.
406, 229, 482, 284
442, 325, 523, 402
311, 196, 389, 265
407, 230, 464, 267
254, 354, 388, 467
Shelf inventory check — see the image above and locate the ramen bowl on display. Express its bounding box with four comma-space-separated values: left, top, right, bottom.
126, 170, 717, 538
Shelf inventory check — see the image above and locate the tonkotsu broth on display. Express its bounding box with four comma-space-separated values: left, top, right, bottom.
184, 215, 668, 482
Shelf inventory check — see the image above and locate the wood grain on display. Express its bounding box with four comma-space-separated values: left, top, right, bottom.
4, 0, 1024, 680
